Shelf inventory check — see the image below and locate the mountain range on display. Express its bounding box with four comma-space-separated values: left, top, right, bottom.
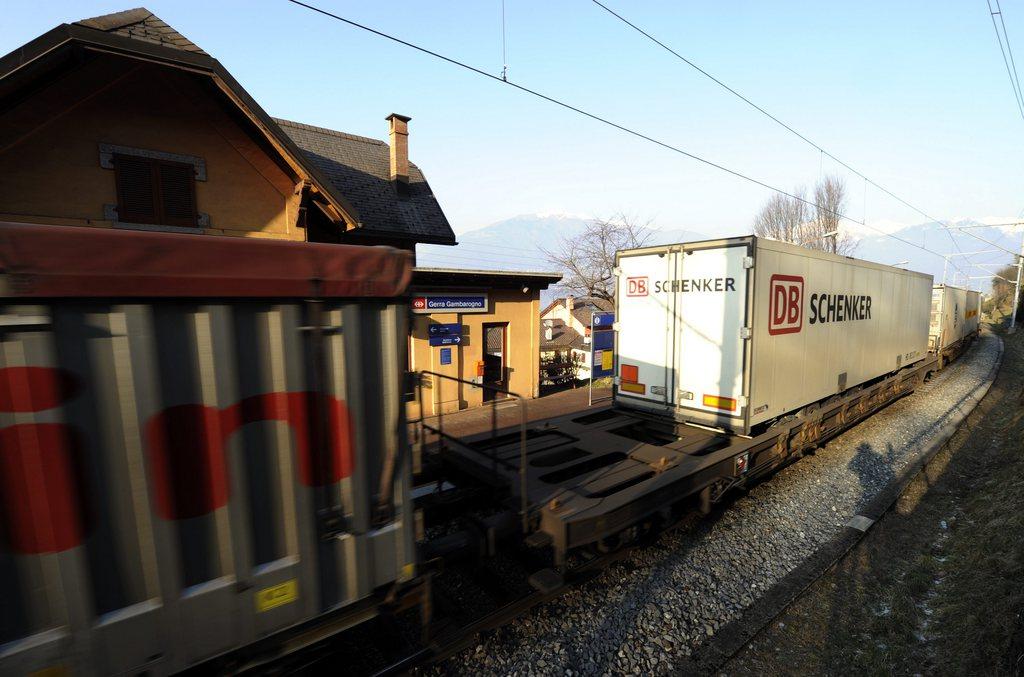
417, 214, 1021, 298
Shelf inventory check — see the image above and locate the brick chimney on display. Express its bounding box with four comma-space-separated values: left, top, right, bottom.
386, 113, 411, 189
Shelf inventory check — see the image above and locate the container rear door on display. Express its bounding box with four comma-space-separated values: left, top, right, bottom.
673, 244, 750, 423
929, 287, 943, 350
615, 250, 675, 409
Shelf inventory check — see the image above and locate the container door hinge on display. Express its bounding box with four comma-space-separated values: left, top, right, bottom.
612, 321, 621, 331
740, 326, 752, 339
737, 395, 749, 407
612, 267, 622, 277
743, 256, 754, 269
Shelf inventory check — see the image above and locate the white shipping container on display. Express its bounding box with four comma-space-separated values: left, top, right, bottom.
614, 236, 933, 435
929, 285, 981, 352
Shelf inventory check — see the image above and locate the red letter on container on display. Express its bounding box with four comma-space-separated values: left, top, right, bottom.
768, 274, 803, 335
627, 277, 648, 297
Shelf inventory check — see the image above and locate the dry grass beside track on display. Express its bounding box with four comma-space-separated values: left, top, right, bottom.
724, 326, 1024, 676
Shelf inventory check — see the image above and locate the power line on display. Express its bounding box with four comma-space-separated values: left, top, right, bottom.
588, 0, 993, 267
986, 0, 1024, 120
417, 251, 556, 270
421, 245, 549, 264
940, 220, 1024, 228
285, 0, 970, 274
995, 0, 1024, 102
448, 240, 550, 254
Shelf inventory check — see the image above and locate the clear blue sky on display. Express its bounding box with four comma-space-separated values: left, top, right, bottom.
4, 1, 1023, 236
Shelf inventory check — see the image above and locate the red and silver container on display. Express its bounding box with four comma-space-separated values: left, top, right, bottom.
614, 236, 933, 435
929, 284, 981, 353
0, 224, 415, 675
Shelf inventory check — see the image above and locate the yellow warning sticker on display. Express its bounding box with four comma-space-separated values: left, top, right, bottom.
255, 579, 298, 612
601, 350, 613, 370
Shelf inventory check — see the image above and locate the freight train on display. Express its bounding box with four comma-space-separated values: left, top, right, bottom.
433, 237, 980, 569
0, 226, 982, 674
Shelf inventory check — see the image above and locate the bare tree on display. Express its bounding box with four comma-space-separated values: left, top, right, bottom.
752, 175, 856, 255
810, 174, 857, 255
991, 264, 1021, 318
753, 188, 808, 245
543, 214, 652, 302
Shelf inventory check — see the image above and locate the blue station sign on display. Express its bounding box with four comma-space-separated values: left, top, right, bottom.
592, 312, 615, 327
428, 323, 462, 336
412, 294, 489, 314
429, 335, 463, 347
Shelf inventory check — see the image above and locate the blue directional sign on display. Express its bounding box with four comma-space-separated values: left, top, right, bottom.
592, 312, 615, 327
428, 323, 462, 336
429, 335, 463, 347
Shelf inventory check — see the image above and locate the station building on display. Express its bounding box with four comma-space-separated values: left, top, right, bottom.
408, 268, 562, 416
0, 7, 564, 415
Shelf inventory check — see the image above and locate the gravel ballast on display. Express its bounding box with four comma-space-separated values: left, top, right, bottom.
428, 336, 1002, 676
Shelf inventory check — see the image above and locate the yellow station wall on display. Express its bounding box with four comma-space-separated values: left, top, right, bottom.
408, 288, 541, 417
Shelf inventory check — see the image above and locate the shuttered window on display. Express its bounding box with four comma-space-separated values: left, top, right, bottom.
114, 154, 198, 228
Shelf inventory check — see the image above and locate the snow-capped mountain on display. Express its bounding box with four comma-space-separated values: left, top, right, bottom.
851, 219, 1021, 290
417, 213, 707, 274
417, 214, 1021, 295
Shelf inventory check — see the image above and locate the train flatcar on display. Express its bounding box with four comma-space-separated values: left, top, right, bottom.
0, 223, 421, 675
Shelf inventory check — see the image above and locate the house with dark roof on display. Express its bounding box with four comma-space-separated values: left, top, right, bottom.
0, 8, 455, 251
0, 7, 573, 414
540, 296, 614, 381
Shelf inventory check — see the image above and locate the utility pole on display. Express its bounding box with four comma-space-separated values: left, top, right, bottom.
1012, 235, 1024, 332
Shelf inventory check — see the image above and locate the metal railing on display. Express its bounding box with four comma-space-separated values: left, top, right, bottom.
410, 370, 530, 533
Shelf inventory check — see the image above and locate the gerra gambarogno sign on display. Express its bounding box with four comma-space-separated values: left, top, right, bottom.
411, 293, 489, 314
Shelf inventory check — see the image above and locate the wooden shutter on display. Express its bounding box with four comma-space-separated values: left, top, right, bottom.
114, 154, 157, 224
114, 154, 198, 228
157, 162, 197, 228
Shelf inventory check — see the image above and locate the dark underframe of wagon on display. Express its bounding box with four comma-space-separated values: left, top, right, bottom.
436, 352, 946, 562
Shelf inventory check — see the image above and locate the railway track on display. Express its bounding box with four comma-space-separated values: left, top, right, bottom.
250, 334, 1001, 676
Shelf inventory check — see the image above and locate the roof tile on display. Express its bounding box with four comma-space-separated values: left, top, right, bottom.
75, 8, 208, 55
275, 118, 455, 243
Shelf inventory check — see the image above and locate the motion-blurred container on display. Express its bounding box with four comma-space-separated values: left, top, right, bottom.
0, 223, 417, 674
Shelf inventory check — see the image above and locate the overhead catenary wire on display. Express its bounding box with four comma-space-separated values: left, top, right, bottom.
420, 245, 552, 264
995, 0, 1024, 104
588, 0, 999, 267
416, 251, 552, 269
285, 0, 970, 273
950, 220, 1024, 228
988, 0, 1024, 120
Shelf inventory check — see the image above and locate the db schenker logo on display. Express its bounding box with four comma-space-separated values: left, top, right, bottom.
769, 274, 803, 335
626, 277, 648, 297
